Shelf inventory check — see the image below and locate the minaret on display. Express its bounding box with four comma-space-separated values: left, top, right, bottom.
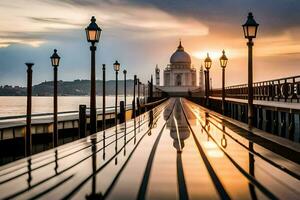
155, 65, 160, 86
199, 65, 204, 91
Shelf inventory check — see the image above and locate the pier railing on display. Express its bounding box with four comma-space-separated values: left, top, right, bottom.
0, 105, 131, 122
211, 75, 300, 102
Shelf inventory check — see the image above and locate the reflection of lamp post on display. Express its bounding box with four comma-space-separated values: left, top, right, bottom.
114, 61, 120, 127
50, 49, 60, 147
85, 16, 102, 134
242, 12, 259, 128
220, 50, 228, 115
204, 53, 212, 107
86, 138, 102, 199
26, 63, 34, 156
221, 125, 227, 148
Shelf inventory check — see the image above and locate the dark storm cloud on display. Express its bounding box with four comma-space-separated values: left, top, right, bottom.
59, 0, 299, 35
122, 0, 300, 30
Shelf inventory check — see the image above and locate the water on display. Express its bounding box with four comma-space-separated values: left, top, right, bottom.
0, 96, 134, 117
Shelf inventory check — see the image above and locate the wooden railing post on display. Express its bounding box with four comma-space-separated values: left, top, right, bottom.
79, 105, 87, 138
119, 101, 125, 123
288, 111, 295, 140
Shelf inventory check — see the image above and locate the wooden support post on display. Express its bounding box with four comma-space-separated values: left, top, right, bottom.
258, 107, 263, 130
280, 112, 286, 138
272, 109, 278, 135
235, 104, 239, 120
288, 111, 295, 141
265, 109, 272, 133
252, 106, 257, 127
79, 105, 87, 138
119, 101, 125, 123
297, 114, 300, 142
238, 105, 242, 121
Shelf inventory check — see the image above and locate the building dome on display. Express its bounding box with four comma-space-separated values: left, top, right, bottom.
170, 41, 191, 64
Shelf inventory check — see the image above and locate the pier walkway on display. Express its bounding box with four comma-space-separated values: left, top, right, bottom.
0, 98, 299, 199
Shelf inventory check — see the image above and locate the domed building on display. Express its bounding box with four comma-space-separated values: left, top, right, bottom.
164, 41, 196, 87
155, 41, 202, 96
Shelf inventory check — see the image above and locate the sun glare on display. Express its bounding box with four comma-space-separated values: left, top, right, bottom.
193, 51, 222, 60
192, 49, 243, 60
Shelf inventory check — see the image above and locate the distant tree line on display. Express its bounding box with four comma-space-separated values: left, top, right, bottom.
0, 79, 135, 96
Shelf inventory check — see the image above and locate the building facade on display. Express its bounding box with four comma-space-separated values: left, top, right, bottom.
155, 41, 204, 96
163, 41, 196, 87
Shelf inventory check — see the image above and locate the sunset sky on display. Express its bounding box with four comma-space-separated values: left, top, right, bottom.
0, 0, 299, 88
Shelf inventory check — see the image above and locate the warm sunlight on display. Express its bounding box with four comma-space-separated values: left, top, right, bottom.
192, 50, 242, 60
0, 1, 299, 199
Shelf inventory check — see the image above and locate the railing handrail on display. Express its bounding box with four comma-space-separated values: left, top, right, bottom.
209, 74, 300, 103
212, 75, 300, 91
0, 104, 132, 121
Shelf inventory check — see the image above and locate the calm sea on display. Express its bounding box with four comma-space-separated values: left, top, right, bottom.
0, 96, 134, 117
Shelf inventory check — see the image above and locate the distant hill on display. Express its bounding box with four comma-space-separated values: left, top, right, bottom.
0, 79, 137, 96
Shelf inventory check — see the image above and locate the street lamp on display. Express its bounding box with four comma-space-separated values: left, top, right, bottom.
50, 49, 60, 147
114, 60, 120, 127
242, 12, 259, 128
123, 69, 127, 116
133, 75, 137, 119
220, 50, 228, 115
102, 64, 106, 133
137, 78, 140, 116
85, 16, 102, 134
204, 53, 212, 107
123, 69, 127, 148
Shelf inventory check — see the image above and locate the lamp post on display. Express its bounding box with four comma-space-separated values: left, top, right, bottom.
114, 61, 120, 127
150, 75, 153, 102
85, 16, 102, 134
102, 64, 106, 132
137, 79, 140, 116
50, 49, 61, 147
133, 75, 137, 118
242, 12, 259, 128
123, 69, 127, 117
204, 53, 212, 107
220, 50, 228, 115
123, 69, 127, 146
25, 63, 34, 156
143, 83, 145, 104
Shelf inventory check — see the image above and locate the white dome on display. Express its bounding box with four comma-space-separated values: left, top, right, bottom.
170, 41, 191, 64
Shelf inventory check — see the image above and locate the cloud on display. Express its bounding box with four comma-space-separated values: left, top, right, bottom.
122, 0, 300, 34
28, 17, 84, 27
0, 0, 300, 87
0, 0, 209, 48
